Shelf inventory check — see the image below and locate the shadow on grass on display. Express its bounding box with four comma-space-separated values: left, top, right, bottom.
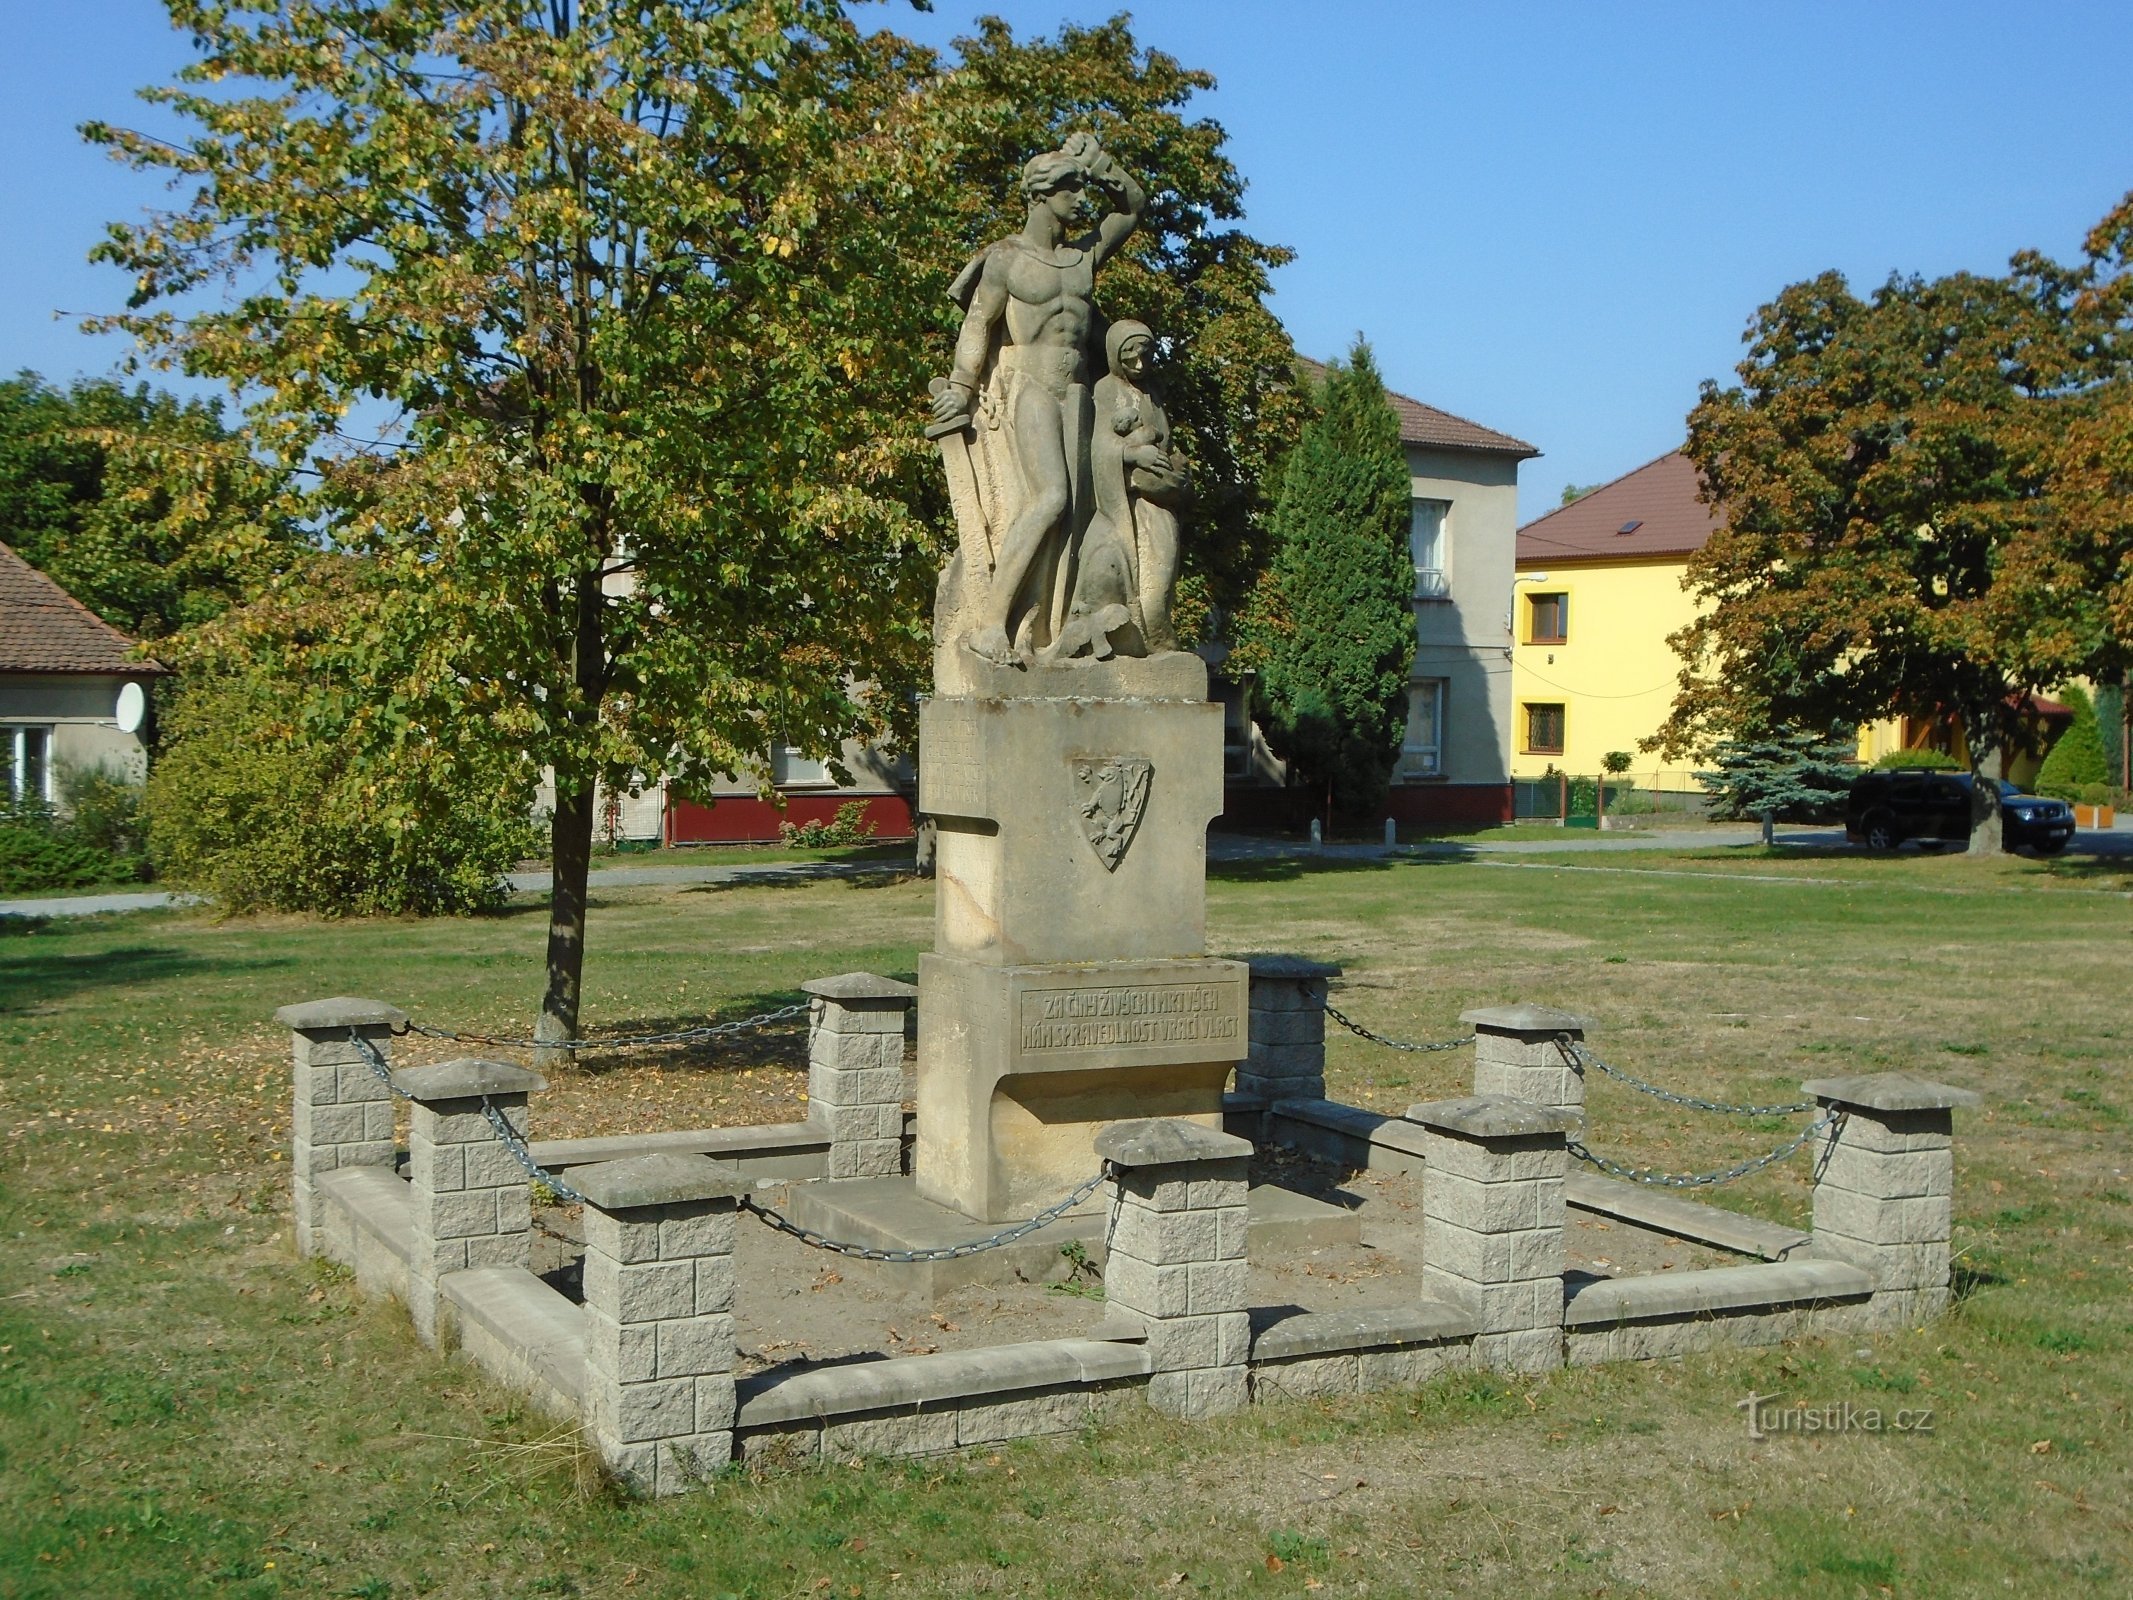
0, 943, 291, 1013
1209, 852, 1460, 885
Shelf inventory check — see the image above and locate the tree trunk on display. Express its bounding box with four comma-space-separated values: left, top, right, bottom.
1966, 741, 2004, 858
539, 780, 596, 1071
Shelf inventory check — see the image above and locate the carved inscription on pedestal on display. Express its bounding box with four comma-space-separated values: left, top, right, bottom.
1004, 971, 1246, 1073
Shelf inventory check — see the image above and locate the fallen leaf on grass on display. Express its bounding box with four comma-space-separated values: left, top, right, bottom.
1266, 1555, 1284, 1572
2030, 1439, 2053, 1454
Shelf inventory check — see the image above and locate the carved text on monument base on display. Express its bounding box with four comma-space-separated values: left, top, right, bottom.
1017, 982, 1241, 1052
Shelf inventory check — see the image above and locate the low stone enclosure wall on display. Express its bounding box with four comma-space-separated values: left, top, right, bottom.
277, 970, 1979, 1496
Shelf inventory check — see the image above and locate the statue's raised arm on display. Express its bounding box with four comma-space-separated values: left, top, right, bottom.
1059, 132, 1145, 270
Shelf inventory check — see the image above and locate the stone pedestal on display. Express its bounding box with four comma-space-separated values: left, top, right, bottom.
276, 997, 408, 1259
803, 972, 917, 1180
1094, 1118, 1253, 1418
575, 1153, 748, 1497
392, 1058, 546, 1348
1463, 1003, 1591, 1121
1802, 1073, 1979, 1326
1408, 1095, 1571, 1374
1237, 955, 1341, 1103
916, 683, 1246, 1221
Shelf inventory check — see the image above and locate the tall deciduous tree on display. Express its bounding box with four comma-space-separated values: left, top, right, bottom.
1659, 193, 2133, 854
1235, 340, 1413, 824
90, 2, 1298, 1047
1657, 266, 2076, 853
0, 372, 289, 639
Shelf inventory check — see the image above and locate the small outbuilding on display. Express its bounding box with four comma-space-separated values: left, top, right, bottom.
0, 539, 167, 807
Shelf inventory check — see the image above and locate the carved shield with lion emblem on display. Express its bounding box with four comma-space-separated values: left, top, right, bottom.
1071, 756, 1152, 871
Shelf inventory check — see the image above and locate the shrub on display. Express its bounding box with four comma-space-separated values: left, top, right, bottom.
1602, 750, 1633, 775
779, 799, 877, 850
57, 764, 148, 865
1873, 748, 1962, 771
2034, 685, 2109, 800
145, 668, 538, 916
0, 821, 114, 896
2076, 783, 2113, 808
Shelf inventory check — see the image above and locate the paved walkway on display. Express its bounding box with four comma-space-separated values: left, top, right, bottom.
7, 821, 2126, 919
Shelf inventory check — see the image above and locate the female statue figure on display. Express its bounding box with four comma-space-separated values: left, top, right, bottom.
1044, 319, 1191, 660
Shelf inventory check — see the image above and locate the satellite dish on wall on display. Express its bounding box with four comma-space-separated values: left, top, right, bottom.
114, 681, 147, 735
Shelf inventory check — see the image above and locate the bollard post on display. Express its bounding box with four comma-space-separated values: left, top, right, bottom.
391, 1059, 547, 1348
275, 997, 408, 1259
1802, 1073, 1979, 1327
575, 1153, 748, 1496
1408, 1095, 1570, 1373
1462, 1004, 1591, 1122
1094, 1119, 1253, 1418
1236, 955, 1341, 1103
802, 972, 917, 1179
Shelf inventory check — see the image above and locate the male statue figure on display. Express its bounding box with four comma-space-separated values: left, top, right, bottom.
931, 133, 1145, 666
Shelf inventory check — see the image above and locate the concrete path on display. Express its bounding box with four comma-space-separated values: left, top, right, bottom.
7, 819, 2126, 919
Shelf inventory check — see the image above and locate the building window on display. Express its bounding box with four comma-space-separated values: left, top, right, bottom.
1528, 591, 1568, 644
772, 745, 830, 786
1410, 499, 1450, 599
3, 726, 53, 807
1524, 703, 1565, 755
1402, 680, 1446, 776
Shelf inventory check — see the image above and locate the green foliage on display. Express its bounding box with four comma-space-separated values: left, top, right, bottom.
57, 763, 148, 864
2096, 680, 2126, 787
1874, 748, 1963, 771
0, 766, 152, 894
1657, 191, 2133, 795
1602, 750, 1633, 774
0, 821, 116, 896
144, 593, 539, 916
0, 372, 292, 640
91, 2, 1298, 1032
1697, 731, 1859, 821
1235, 340, 1414, 821
779, 800, 878, 850
2035, 685, 2109, 799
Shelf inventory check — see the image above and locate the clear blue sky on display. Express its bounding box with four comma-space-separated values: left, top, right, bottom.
5, 1, 2130, 517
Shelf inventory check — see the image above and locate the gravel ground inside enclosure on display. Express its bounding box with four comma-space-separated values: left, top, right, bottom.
524, 1146, 1730, 1377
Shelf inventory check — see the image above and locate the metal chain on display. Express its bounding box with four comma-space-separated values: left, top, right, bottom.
348, 1029, 587, 1205
480, 1098, 588, 1207
1566, 1111, 1840, 1190
397, 1002, 809, 1052
1323, 1004, 1475, 1055
739, 1166, 1114, 1263
1557, 1035, 1813, 1119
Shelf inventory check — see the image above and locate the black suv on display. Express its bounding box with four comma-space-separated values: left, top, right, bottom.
1845, 771, 2076, 854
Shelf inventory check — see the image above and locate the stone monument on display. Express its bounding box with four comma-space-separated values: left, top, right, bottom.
915, 134, 1247, 1220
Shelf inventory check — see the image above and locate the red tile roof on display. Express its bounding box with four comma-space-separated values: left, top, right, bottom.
1517, 450, 1720, 565
1295, 357, 1538, 458
0, 540, 165, 675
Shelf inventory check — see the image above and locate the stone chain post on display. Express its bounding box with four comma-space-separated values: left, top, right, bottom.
1463, 1004, 1591, 1122
1408, 1095, 1571, 1373
1236, 955, 1341, 1102
390, 1059, 547, 1348
1803, 1073, 1980, 1326
1092, 1118, 1254, 1418
803, 973, 917, 1180
574, 1152, 749, 1496
275, 998, 408, 1258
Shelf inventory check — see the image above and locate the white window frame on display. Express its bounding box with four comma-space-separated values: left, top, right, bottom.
4, 725, 54, 806
1409, 499, 1451, 599
772, 744, 832, 787
1401, 680, 1446, 778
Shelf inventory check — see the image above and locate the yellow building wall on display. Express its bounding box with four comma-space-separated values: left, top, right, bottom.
1509, 556, 1706, 790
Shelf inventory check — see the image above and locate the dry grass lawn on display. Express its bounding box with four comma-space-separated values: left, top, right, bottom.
1, 844, 2127, 1597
